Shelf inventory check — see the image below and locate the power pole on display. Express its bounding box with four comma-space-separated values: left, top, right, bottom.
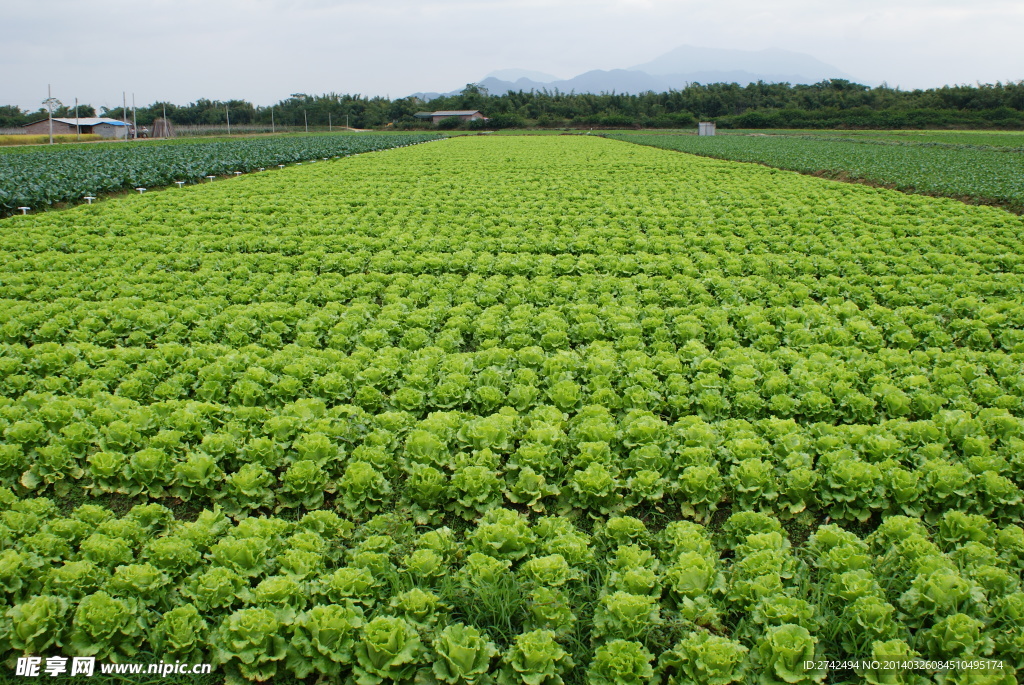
226, 103, 231, 135
329, 112, 332, 132
132, 93, 137, 139
43, 86, 63, 145
304, 110, 308, 133
162, 102, 167, 138
123, 91, 128, 141
47, 84, 53, 144
75, 97, 80, 142
271, 106, 275, 133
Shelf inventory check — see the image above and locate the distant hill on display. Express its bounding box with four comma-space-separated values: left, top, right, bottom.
485, 68, 560, 83
411, 44, 858, 100
628, 45, 855, 83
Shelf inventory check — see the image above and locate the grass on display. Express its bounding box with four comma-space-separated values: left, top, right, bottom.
0, 133, 103, 147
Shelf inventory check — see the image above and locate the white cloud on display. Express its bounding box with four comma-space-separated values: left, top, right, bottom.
2, 0, 1021, 110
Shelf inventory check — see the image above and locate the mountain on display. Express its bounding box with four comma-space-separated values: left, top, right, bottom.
409, 44, 858, 101
485, 69, 560, 83
628, 45, 855, 84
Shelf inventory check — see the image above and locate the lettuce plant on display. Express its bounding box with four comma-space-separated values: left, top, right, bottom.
568, 462, 622, 518
586, 639, 655, 685
468, 509, 537, 562
6, 594, 68, 654
208, 535, 271, 578
106, 562, 173, 609
285, 604, 363, 679
729, 458, 778, 512
449, 465, 503, 520
431, 623, 498, 685
222, 464, 275, 519
915, 613, 993, 659
169, 452, 224, 502
524, 587, 576, 636
212, 607, 288, 683
339, 461, 392, 520
753, 624, 824, 685
658, 630, 749, 685
276, 459, 330, 511
69, 591, 145, 662
505, 467, 561, 513
678, 465, 723, 524
898, 568, 984, 629
592, 590, 661, 642
181, 566, 251, 612
351, 616, 425, 685
855, 639, 927, 685
389, 588, 443, 629
838, 595, 898, 654
150, 603, 208, 664
496, 629, 573, 685
519, 554, 578, 588
319, 566, 381, 609
406, 463, 448, 525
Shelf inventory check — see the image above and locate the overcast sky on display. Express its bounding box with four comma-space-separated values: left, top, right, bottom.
4, 0, 1022, 111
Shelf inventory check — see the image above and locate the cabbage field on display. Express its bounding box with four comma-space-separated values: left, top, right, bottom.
1, 135, 1024, 683
0, 133, 441, 216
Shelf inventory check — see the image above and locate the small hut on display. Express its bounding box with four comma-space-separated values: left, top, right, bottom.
151, 118, 175, 138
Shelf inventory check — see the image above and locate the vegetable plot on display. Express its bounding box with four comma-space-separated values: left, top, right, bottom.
0, 133, 441, 215
609, 132, 1024, 210
1, 136, 1024, 682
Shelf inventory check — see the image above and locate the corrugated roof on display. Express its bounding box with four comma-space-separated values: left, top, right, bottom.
53, 117, 129, 126
430, 110, 483, 116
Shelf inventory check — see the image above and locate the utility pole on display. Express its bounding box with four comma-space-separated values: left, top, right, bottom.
162, 102, 167, 138
75, 97, 80, 142
346, 114, 349, 130
304, 110, 308, 133
123, 91, 128, 141
226, 103, 231, 135
271, 106, 275, 133
132, 93, 137, 139
47, 84, 53, 144
42, 86, 63, 145
329, 112, 332, 132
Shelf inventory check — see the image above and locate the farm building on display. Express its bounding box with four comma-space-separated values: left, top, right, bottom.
414, 110, 486, 124
21, 117, 130, 139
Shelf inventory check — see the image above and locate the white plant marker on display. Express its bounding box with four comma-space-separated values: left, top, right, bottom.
136, 188, 146, 194
175, 181, 185, 188
278, 164, 285, 169
206, 175, 216, 182
17, 207, 30, 215
84, 196, 96, 204
234, 171, 242, 176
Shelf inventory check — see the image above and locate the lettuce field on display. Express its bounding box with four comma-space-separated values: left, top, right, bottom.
2, 135, 1024, 683
609, 132, 1024, 212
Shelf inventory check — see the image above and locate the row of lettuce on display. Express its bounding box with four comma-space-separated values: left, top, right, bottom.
608, 133, 1024, 209
2, 492, 1022, 683
2, 361, 1024, 525
2, 285, 1023, 356
0, 133, 441, 215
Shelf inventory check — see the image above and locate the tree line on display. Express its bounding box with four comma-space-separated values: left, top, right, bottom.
3, 80, 1023, 130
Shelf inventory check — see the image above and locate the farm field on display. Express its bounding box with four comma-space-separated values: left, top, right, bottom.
609, 132, 1024, 211
2, 135, 1024, 683
0, 133, 441, 216
774, 131, 1024, 150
